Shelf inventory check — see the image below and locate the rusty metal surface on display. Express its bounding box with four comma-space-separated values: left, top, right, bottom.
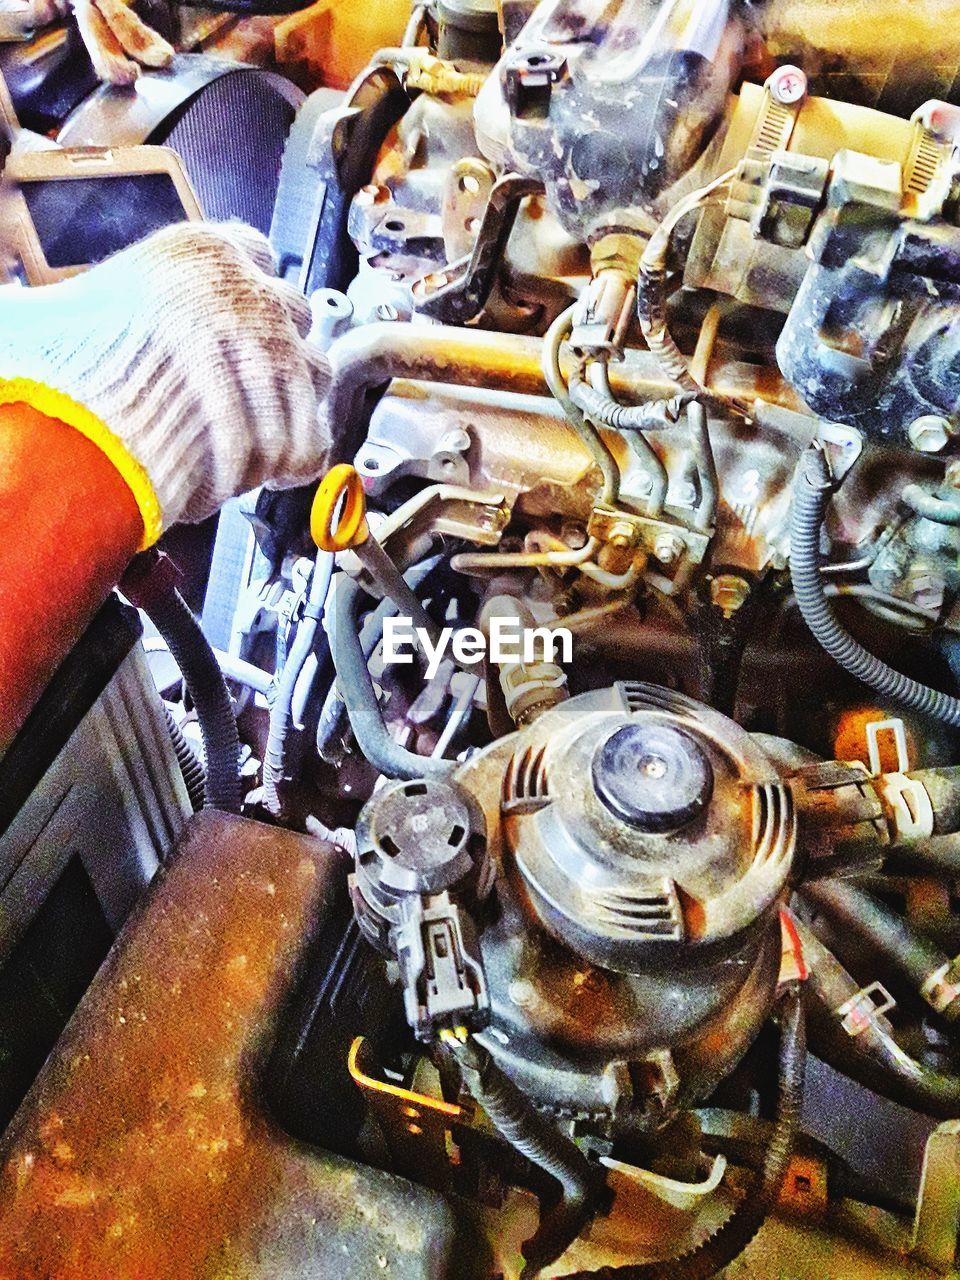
0, 812, 487, 1280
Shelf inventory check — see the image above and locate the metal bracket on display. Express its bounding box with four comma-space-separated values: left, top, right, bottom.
588, 505, 712, 564
413, 173, 544, 324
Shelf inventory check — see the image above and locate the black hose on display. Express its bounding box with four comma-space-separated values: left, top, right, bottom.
800, 880, 960, 1022
127, 555, 242, 814
559, 985, 806, 1280
331, 576, 454, 780
446, 1036, 596, 1279
790, 445, 960, 728
162, 705, 205, 812
798, 919, 960, 1119
902, 484, 960, 528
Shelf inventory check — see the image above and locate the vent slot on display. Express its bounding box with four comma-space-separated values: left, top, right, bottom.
617, 682, 690, 716
593, 880, 684, 941
502, 744, 550, 814
751, 781, 797, 869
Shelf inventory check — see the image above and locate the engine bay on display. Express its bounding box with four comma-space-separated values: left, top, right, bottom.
7, 0, 960, 1275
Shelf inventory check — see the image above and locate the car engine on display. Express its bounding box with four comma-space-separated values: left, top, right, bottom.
9, 0, 960, 1276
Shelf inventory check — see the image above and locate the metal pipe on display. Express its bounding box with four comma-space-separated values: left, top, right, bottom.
323, 322, 805, 460
541, 305, 621, 506
687, 399, 718, 532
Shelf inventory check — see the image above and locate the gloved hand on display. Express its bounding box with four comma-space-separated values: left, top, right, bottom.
0, 221, 333, 539
0, 0, 173, 84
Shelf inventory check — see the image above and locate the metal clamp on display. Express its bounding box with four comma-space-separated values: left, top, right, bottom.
836, 980, 896, 1036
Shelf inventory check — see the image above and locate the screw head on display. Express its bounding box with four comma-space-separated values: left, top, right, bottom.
766, 64, 807, 105
908, 415, 954, 453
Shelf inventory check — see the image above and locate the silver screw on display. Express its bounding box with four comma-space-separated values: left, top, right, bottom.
508, 979, 536, 1008
765, 64, 807, 105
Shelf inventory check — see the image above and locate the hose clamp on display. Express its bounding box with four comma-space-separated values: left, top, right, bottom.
921, 958, 960, 1019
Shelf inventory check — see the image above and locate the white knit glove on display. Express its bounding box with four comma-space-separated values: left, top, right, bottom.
0, 221, 333, 535
0, 0, 173, 84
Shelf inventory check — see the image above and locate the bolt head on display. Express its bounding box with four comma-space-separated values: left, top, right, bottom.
908, 415, 953, 453
607, 519, 638, 550
908, 569, 946, 612
710, 573, 750, 616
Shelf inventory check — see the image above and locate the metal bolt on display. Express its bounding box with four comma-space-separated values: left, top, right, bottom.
710, 573, 751, 617
654, 531, 684, 565
508, 979, 536, 1008
375, 302, 399, 322
440, 427, 471, 453
908, 415, 954, 454
607, 520, 638, 550
765, 64, 807, 106
908, 568, 946, 612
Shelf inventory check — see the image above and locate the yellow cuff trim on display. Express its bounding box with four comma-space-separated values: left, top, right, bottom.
0, 377, 163, 549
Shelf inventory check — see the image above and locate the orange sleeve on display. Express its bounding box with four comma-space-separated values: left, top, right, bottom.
0, 400, 145, 753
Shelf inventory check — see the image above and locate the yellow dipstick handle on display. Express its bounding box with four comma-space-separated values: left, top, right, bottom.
311, 464, 369, 552
310, 463, 443, 645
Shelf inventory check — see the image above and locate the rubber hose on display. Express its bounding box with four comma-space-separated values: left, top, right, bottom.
798, 918, 960, 1118
800, 880, 959, 1019
316, 559, 440, 760
262, 550, 334, 817
162, 705, 205, 812
790, 445, 960, 727
332, 576, 454, 780
447, 1036, 596, 1279
902, 484, 960, 527
882, 839, 960, 879
141, 585, 242, 813
560, 985, 806, 1280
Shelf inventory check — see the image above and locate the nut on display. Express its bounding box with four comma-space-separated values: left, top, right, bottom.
607, 520, 638, 550
653, 531, 684, 565
908, 414, 954, 454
